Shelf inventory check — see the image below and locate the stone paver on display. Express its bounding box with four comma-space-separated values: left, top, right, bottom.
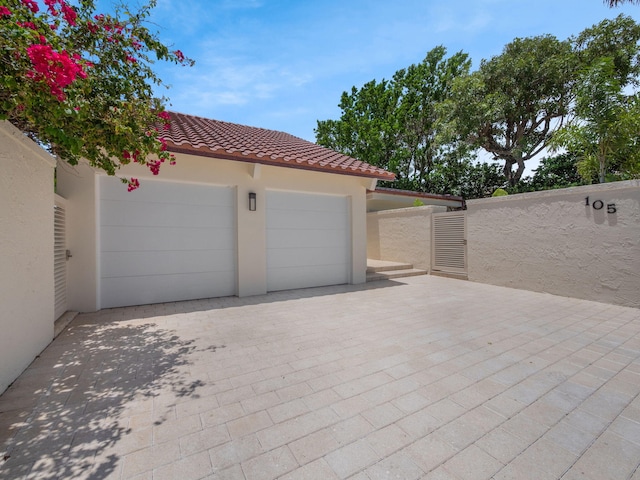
1, 275, 640, 479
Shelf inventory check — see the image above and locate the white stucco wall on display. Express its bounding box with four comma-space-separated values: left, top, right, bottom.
56, 153, 371, 311
466, 181, 640, 308
367, 206, 446, 271
0, 121, 56, 394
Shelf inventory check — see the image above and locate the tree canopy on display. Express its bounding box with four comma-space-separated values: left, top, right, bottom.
551, 16, 640, 183
0, 0, 193, 189
316, 46, 474, 193
444, 35, 577, 186
317, 14, 640, 197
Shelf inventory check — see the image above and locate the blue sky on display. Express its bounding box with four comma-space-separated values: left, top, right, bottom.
142, 0, 638, 147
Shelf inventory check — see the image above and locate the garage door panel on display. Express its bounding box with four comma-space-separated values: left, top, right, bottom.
101, 271, 235, 309
100, 178, 234, 206
267, 265, 347, 291
267, 228, 348, 249
266, 191, 349, 292
101, 249, 235, 278
268, 247, 348, 269
267, 209, 347, 230
101, 226, 234, 252
99, 177, 236, 308
267, 192, 348, 212
101, 200, 234, 228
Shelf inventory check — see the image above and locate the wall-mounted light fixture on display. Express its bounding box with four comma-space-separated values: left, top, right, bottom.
249, 192, 257, 211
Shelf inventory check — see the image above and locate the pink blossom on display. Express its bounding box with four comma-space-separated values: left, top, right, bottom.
27, 43, 87, 101
127, 178, 140, 192
44, 0, 58, 15
61, 3, 77, 25
173, 50, 185, 63
21, 0, 39, 13
147, 160, 161, 175
18, 21, 38, 30
86, 21, 99, 34
0, 6, 11, 16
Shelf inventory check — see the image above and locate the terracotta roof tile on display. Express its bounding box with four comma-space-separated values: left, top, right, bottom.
162, 111, 395, 181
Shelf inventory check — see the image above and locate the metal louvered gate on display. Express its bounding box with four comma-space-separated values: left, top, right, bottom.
431, 211, 467, 277
54, 195, 68, 320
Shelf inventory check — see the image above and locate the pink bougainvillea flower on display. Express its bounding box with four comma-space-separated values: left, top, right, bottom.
157, 111, 171, 130
21, 0, 39, 13
127, 178, 140, 192
44, 0, 57, 15
173, 50, 185, 63
61, 3, 77, 25
18, 21, 38, 30
86, 21, 99, 33
27, 42, 87, 101
147, 160, 161, 175
0, 6, 11, 16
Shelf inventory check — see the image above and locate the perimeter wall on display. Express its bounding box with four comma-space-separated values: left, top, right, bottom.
367, 180, 640, 308
0, 121, 56, 394
466, 180, 639, 309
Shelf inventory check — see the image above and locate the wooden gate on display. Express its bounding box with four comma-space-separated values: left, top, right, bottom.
431, 211, 467, 277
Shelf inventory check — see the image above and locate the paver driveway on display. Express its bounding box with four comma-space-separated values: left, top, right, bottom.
1, 275, 640, 480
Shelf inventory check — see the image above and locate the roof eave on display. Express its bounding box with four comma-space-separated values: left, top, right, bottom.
166, 143, 396, 181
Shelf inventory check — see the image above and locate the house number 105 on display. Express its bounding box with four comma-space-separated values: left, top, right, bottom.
585, 196, 616, 213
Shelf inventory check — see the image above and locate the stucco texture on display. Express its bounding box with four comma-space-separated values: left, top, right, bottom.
466, 181, 640, 309
367, 206, 446, 271
0, 121, 55, 393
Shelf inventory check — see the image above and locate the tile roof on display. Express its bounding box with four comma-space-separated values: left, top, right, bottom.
162, 111, 395, 181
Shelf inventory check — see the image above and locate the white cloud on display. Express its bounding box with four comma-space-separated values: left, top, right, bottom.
166, 55, 313, 110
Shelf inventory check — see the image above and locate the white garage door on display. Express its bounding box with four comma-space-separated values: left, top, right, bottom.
99, 177, 236, 308
266, 191, 350, 292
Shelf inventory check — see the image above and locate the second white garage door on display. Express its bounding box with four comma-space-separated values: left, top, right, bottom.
266, 191, 350, 292
99, 177, 236, 308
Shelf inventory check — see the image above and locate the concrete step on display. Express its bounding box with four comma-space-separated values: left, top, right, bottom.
431, 270, 468, 281
366, 268, 428, 282
366, 259, 414, 273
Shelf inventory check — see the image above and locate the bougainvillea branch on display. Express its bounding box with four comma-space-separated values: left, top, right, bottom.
0, 0, 193, 189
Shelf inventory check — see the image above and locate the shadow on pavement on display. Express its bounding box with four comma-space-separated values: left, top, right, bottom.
0, 320, 208, 479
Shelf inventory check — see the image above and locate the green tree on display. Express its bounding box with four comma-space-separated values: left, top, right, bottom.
551, 59, 640, 182
315, 78, 399, 174
551, 16, 640, 183
456, 161, 505, 199
529, 152, 585, 190
1, 0, 192, 189
316, 46, 473, 192
445, 35, 577, 186
574, 14, 640, 88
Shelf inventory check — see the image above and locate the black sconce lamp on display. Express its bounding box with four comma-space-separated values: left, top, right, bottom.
249, 192, 257, 211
